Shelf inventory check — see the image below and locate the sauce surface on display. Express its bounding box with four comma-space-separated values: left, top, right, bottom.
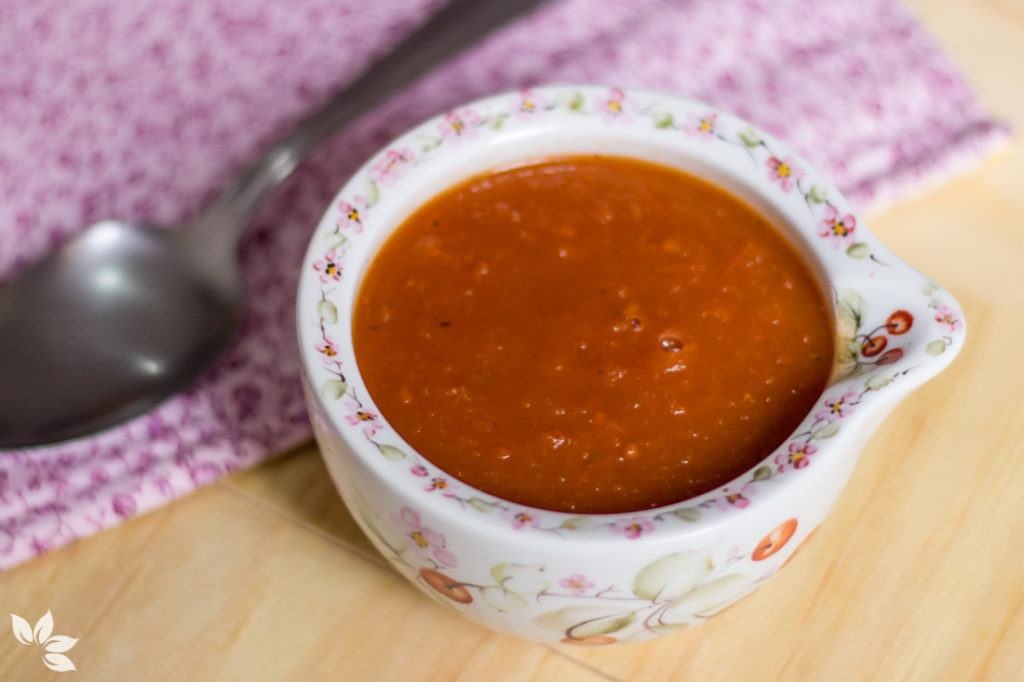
354, 156, 832, 514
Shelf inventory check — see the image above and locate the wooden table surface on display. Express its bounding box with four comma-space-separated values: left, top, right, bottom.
3, 1, 1023, 680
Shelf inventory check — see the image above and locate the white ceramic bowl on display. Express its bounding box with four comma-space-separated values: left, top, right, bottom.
297, 85, 965, 645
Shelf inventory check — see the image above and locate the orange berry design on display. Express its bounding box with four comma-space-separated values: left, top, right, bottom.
752, 518, 798, 561
419, 567, 472, 604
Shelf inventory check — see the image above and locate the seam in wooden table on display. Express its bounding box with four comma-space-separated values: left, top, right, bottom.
215, 479, 391, 570
217, 480, 636, 681
542, 647, 628, 682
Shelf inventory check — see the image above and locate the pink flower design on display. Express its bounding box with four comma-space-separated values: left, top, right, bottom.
336, 196, 366, 233
312, 249, 342, 282
315, 335, 341, 364
686, 112, 717, 139
369, 148, 415, 185
595, 87, 628, 120
515, 88, 548, 116
410, 465, 429, 477
818, 205, 857, 247
815, 391, 859, 423
424, 476, 458, 498
111, 493, 136, 519
934, 304, 963, 332
716, 484, 756, 510
344, 402, 383, 432
611, 516, 654, 539
558, 573, 595, 596
766, 155, 804, 192
505, 509, 542, 530
391, 507, 457, 567
775, 441, 818, 472
438, 109, 480, 143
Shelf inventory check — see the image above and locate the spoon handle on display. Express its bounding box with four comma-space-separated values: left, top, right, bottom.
214, 0, 550, 234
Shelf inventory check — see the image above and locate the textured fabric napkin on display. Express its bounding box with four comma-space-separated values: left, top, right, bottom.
0, 0, 1008, 570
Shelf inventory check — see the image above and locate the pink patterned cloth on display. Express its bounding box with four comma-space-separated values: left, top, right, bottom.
0, 0, 1008, 569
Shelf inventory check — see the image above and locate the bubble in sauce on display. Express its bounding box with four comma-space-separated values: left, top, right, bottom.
659, 334, 685, 352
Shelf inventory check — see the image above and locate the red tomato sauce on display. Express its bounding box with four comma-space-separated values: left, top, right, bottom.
353, 156, 833, 513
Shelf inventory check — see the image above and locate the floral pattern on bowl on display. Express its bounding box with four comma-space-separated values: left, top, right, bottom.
297, 85, 965, 642
355, 485, 815, 645
301, 85, 964, 536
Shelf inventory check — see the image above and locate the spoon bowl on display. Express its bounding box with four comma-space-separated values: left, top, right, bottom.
0, 0, 549, 448
0, 218, 244, 447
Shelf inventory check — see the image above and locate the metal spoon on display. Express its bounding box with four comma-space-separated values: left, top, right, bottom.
0, 0, 549, 448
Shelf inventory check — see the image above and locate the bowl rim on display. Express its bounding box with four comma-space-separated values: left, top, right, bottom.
296, 84, 966, 544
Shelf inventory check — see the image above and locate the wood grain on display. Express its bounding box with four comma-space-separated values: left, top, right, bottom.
0, 483, 618, 682
1, 1, 1022, 680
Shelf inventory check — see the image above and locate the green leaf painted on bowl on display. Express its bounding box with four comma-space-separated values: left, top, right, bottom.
651, 111, 674, 129
808, 185, 828, 204
836, 337, 862, 366
752, 465, 772, 482
564, 91, 585, 112
534, 606, 635, 636
738, 128, 761, 147
561, 515, 595, 530
633, 552, 712, 601
571, 611, 637, 638
865, 373, 894, 390
377, 444, 405, 460
672, 507, 701, 522
490, 563, 509, 584
838, 289, 866, 330
926, 339, 947, 356
323, 231, 347, 249
660, 574, 753, 621
468, 497, 495, 513
363, 179, 380, 208
811, 422, 841, 440
846, 243, 870, 259
317, 300, 338, 324
831, 362, 864, 384
414, 133, 442, 153
320, 379, 347, 400
481, 586, 528, 612
491, 563, 549, 597
489, 112, 509, 130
